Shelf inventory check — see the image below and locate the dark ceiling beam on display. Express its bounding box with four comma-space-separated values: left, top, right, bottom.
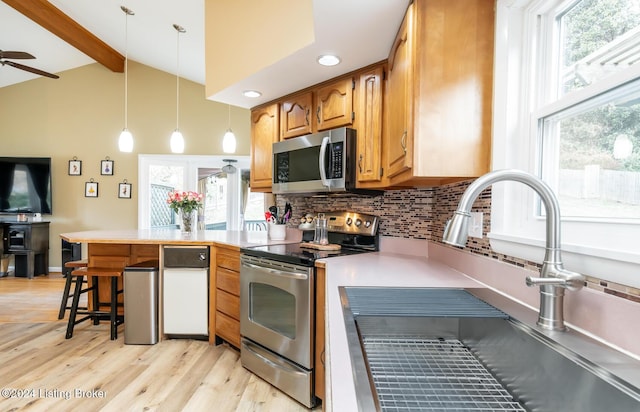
2, 0, 124, 73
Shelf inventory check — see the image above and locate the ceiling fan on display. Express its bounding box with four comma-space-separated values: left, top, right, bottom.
0, 50, 59, 79
210, 159, 238, 181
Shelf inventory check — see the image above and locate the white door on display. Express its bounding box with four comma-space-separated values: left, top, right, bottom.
138, 154, 250, 230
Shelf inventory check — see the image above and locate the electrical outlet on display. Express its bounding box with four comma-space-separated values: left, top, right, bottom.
468, 212, 483, 238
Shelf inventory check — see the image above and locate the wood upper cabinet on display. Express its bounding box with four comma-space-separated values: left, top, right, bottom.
280, 78, 355, 140
315, 78, 355, 131
280, 92, 313, 139
383, 0, 494, 186
356, 65, 384, 183
384, 4, 414, 180
250, 104, 279, 192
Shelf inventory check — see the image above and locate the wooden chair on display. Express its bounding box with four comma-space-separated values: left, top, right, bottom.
65, 266, 124, 340
58, 259, 88, 320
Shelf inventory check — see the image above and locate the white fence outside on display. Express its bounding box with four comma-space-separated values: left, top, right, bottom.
559, 167, 640, 205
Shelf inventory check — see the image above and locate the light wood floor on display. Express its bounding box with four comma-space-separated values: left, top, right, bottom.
0, 273, 321, 411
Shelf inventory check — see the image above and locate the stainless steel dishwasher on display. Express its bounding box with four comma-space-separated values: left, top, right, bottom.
163, 246, 209, 337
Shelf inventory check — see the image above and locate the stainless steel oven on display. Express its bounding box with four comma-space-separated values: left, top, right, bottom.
240, 255, 315, 407
240, 211, 380, 408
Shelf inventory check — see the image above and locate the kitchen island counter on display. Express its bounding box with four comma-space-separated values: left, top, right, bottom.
59, 228, 301, 249
58, 228, 301, 346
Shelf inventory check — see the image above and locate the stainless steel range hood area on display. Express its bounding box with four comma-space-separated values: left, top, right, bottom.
272, 127, 381, 196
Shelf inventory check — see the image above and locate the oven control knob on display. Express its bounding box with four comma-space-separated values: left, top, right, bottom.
355, 219, 362, 227
364, 220, 372, 228
346, 217, 353, 226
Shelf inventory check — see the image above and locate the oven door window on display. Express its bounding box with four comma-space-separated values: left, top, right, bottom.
249, 282, 296, 339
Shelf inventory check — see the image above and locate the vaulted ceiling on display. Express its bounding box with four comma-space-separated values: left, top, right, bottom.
0, 0, 409, 108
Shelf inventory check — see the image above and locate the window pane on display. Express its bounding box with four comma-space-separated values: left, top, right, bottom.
541, 80, 640, 219
149, 165, 184, 229
559, 0, 640, 95
204, 174, 227, 229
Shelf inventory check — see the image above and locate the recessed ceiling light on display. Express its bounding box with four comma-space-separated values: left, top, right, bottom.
317, 55, 341, 66
243, 90, 262, 98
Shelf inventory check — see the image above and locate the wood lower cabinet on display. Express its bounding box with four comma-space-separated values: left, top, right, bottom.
214, 246, 241, 348
315, 264, 326, 402
86, 243, 160, 312
250, 103, 279, 191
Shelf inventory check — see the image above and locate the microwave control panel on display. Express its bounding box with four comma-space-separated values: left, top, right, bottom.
328, 142, 343, 178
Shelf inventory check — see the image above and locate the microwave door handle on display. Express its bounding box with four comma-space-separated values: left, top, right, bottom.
319, 135, 330, 188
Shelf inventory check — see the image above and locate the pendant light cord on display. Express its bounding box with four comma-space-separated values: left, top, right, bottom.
121, 6, 134, 129
124, 14, 128, 129
173, 24, 185, 130
176, 29, 180, 129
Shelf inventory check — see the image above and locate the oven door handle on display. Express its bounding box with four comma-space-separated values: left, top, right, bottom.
319, 135, 331, 188
242, 262, 309, 280
242, 339, 308, 377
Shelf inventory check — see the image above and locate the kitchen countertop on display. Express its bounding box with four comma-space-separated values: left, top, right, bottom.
320, 243, 640, 411
59, 228, 302, 249
320, 251, 482, 412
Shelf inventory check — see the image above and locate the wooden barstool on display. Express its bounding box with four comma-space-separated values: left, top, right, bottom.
58, 259, 88, 319
66, 266, 124, 340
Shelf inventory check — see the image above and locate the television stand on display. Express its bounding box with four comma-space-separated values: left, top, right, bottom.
5, 222, 50, 279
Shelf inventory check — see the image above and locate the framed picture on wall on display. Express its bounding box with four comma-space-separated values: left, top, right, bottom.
101, 160, 114, 175
118, 182, 132, 199
68, 160, 82, 176
85, 181, 99, 197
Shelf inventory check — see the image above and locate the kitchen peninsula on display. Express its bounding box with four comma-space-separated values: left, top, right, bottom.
59, 229, 301, 346
56, 231, 640, 410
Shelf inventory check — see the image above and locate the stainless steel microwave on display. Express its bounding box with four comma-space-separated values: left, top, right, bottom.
272, 127, 357, 194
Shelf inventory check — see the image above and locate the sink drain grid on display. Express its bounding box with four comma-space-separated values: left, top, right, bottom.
363, 336, 526, 411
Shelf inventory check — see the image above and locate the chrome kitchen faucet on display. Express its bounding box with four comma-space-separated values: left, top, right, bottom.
442, 169, 585, 331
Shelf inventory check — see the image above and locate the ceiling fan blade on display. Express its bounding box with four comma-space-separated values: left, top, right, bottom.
0, 50, 35, 60
3, 60, 59, 79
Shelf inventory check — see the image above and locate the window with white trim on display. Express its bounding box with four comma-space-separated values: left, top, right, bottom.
491, 0, 640, 288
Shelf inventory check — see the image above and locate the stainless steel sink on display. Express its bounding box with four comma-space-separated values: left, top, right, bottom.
340, 287, 640, 412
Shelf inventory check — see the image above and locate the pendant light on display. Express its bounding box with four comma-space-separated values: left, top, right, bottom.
222, 104, 237, 153
118, 6, 135, 152
170, 24, 186, 153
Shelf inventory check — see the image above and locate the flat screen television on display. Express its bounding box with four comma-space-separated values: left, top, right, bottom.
0, 157, 52, 214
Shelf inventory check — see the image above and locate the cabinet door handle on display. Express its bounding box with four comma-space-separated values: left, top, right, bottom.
305, 107, 310, 126
316, 106, 321, 124
358, 154, 363, 174
400, 130, 407, 154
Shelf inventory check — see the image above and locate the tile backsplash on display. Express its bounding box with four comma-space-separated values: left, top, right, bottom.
277, 180, 639, 303
277, 188, 434, 239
